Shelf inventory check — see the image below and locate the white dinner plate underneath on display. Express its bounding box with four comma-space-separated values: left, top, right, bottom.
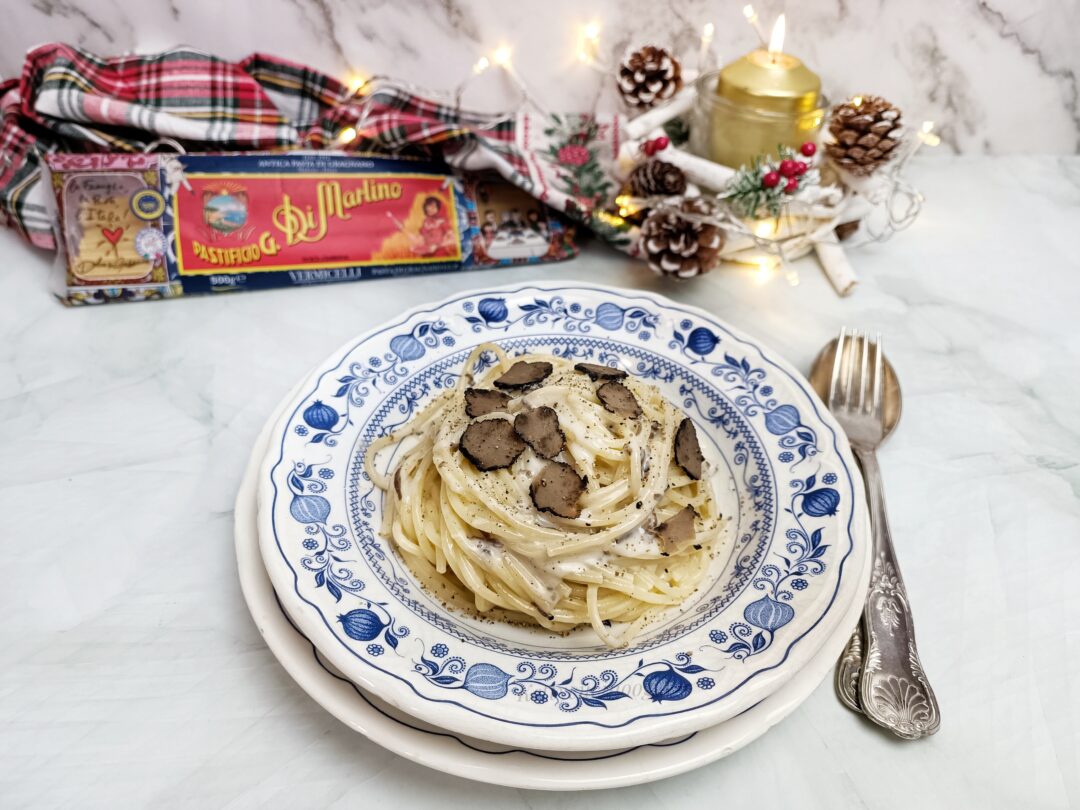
236, 384, 872, 790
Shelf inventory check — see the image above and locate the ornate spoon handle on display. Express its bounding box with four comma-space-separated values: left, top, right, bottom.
854, 448, 940, 739
835, 623, 863, 713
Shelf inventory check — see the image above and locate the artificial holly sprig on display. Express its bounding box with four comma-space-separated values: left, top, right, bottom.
721, 142, 819, 218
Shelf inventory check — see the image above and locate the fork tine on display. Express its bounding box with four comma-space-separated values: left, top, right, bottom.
873, 333, 884, 417
858, 331, 871, 413
843, 329, 860, 410
829, 327, 847, 409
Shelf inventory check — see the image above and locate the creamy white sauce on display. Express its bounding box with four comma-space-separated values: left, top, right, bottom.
610, 525, 663, 558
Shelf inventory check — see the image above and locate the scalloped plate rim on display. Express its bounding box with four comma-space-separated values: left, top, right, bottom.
256, 280, 869, 751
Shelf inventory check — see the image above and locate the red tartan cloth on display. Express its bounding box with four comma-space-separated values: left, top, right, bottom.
0, 43, 533, 250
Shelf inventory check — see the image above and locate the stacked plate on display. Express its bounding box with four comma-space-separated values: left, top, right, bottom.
236, 282, 871, 790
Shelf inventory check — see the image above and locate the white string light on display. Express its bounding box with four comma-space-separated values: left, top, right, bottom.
918, 120, 941, 147
333, 22, 931, 291
579, 22, 601, 64
697, 23, 715, 73
454, 44, 551, 118
492, 45, 513, 67
742, 5, 768, 48
346, 73, 369, 95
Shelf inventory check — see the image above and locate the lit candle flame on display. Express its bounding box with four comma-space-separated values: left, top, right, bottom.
768, 13, 786, 54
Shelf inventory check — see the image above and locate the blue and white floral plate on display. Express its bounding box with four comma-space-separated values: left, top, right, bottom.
238, 397, 872, 789
257, 282, 869, 751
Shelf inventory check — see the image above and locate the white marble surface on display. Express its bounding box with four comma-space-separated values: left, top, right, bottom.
4, 0, 1079, 154
1, 155, 1078, 808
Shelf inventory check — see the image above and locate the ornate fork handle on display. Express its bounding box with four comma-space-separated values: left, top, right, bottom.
855, 448, 941, 739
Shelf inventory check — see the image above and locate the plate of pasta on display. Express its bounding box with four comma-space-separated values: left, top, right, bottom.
258, 282, 868, 751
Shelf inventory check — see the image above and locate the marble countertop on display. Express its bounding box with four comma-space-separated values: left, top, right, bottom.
1, 155, 1077, 809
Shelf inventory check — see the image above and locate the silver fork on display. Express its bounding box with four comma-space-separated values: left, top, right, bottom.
829, 328, 940, 739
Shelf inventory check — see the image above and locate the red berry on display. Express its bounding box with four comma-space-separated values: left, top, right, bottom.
656, 136, 670, 150
784, 177, 798, 193
779, 159, 798, 178
762, 171, 780, 189
794, 161, 807, 175
800, 141, 817, 157
643, 141, 655, 156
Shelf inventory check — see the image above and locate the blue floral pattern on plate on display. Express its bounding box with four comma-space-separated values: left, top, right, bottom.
260, 283, 864, 751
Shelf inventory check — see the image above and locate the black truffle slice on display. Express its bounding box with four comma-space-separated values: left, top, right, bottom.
674, 417, 704, 480
465, 387, 512, 418
514, 406, 565, 459
597, 381, 642, 418
493, 360, 553, 389
530, 460, 586, 519
459, 419, 525, 471
574, 362, 628, 381
651, 506, 698, 554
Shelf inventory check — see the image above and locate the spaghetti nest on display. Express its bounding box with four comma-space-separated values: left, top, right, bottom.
364, 343, 726, 647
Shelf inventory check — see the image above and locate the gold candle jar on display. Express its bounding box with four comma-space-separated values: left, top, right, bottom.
690, 56, 827, 170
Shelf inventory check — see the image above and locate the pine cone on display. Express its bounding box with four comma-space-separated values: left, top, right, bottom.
826, 96, 904, 176
617, 46, 682, 110
629, 161, 687, 197
639, 199, 724, 279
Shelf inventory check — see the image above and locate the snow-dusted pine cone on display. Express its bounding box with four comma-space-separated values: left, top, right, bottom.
617, 46, 682, 110
639, 199, 724, 279
825, 96, 904, 176
628, 160, 687, 197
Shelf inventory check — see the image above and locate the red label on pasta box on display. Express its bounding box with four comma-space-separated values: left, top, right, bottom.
45, 152, 578, 305
173, 171, 462, 275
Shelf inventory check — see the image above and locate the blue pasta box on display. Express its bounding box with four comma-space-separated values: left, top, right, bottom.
46, 151, 578, 305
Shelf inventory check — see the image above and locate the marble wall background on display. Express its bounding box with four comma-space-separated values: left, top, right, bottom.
3, 0, 1077, 154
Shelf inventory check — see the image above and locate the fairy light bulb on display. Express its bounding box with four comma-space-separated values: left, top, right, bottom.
346, 73, 368, 94
493, 46, 512, 67
919, 121, 941, 146
754, 257, 774, 284
336, 127, 357, 145
472, 55, 490, 75
742, 5, 767, 46
698, 22, 715, 71
579, 22, 601, 64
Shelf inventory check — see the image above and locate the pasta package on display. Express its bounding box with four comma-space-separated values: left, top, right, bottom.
45, 153, 578, 306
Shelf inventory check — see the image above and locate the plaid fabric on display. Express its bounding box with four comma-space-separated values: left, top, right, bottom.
1, 43, 624, 252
